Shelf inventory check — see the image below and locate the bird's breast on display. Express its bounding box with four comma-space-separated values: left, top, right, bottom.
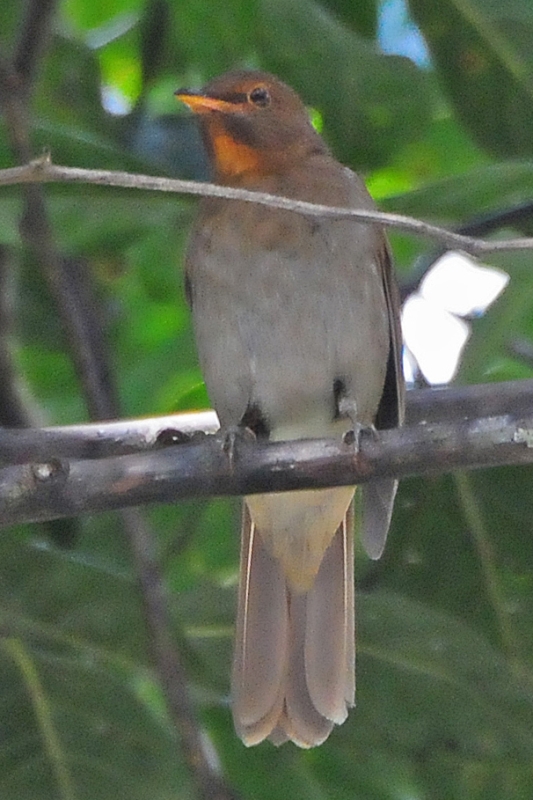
187, 197, 389, 439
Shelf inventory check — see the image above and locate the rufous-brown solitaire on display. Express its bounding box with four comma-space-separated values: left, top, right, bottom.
176, 70, 404, 748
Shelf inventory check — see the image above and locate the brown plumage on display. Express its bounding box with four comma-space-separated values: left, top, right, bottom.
176, 70, 404, 747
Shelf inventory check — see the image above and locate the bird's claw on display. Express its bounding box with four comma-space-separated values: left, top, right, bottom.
338, 396, 377, 454
343, 422, 379, 457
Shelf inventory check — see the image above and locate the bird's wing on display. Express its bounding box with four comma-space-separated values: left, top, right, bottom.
362, 242, 405, 559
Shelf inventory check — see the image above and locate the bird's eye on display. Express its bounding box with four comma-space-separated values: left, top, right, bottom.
248, 87, 271, 107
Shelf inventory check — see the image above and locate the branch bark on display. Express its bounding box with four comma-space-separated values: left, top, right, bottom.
1, 380, 532, 466
1, 400, 532, 528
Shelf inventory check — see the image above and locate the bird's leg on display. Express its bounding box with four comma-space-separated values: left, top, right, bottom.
222, 402, 268, 472
222, 425, 256, 472
334, 381, 377, 453
339, 399, 381, 461
338, 397, 364, 452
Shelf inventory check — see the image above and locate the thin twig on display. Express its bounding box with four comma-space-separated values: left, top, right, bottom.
1, 159, 533, 255
457, 199, 533, 238
51, 255, 121, 419
400, 199, 533, 298
0, 10, 83, 550
0, 245, 36, 426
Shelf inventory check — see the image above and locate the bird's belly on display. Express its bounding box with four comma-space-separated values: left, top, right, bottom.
188, 208, 390, 587
190, 229, 389, 436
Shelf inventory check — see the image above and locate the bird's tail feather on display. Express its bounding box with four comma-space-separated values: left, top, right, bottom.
232, 502, 355, 748
361, 477, 398, 560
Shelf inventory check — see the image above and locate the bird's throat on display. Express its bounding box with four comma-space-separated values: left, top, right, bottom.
208, 128, 265, 182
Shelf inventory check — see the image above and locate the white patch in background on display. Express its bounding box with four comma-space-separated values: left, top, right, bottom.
420, 252, 510, 318
402, 294, 470, 385
402, 251, 509, 385
101, 85, 132, 116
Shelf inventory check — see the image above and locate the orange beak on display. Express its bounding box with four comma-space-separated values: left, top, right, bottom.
174, 89, 235, 115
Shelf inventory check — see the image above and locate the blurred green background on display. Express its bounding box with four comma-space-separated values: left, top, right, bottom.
2, 0, 533, 798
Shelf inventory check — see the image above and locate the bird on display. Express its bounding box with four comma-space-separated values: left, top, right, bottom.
176, 70, 404, 748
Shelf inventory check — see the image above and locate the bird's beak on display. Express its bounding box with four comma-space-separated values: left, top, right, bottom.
175, 89, 234, 115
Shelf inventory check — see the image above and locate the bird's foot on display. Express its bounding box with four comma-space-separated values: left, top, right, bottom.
337, 397, 362, 452
338, 397, 378, 454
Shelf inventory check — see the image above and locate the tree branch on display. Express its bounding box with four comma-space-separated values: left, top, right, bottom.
0, 410, 220, 466
1, 158, 533, 255
1, 380, 532, 466
0, 245, 37, 426
1, 401, 532, 528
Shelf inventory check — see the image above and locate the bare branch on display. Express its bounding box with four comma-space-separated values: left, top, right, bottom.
1, 405, 533, 528
1, 159, 533, 255
0, 245, 37, 426
405, 379, 533, 424
0, 411, 220, 465
2, 381, 533, 466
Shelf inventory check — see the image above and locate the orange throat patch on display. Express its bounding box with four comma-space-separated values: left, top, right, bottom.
210, 130, 264, 181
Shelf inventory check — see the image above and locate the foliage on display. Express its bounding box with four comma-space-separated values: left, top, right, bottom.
1, 0, 533, 798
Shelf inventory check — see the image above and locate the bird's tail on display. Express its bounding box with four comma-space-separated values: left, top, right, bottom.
231, 501, 355, 748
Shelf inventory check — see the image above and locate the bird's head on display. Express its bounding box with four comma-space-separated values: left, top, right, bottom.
175, 70, 328, 183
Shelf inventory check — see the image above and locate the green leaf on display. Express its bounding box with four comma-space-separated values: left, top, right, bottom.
458, 249, 533, 384
167, 0, 260, 78
409, 0, 533, 158
384, 159, 533, 224
260, 0, 433, 169
0, 2, 23, 53
321, 0, 378, 38
62, 0, 143, 30
0, 523, 191, 800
